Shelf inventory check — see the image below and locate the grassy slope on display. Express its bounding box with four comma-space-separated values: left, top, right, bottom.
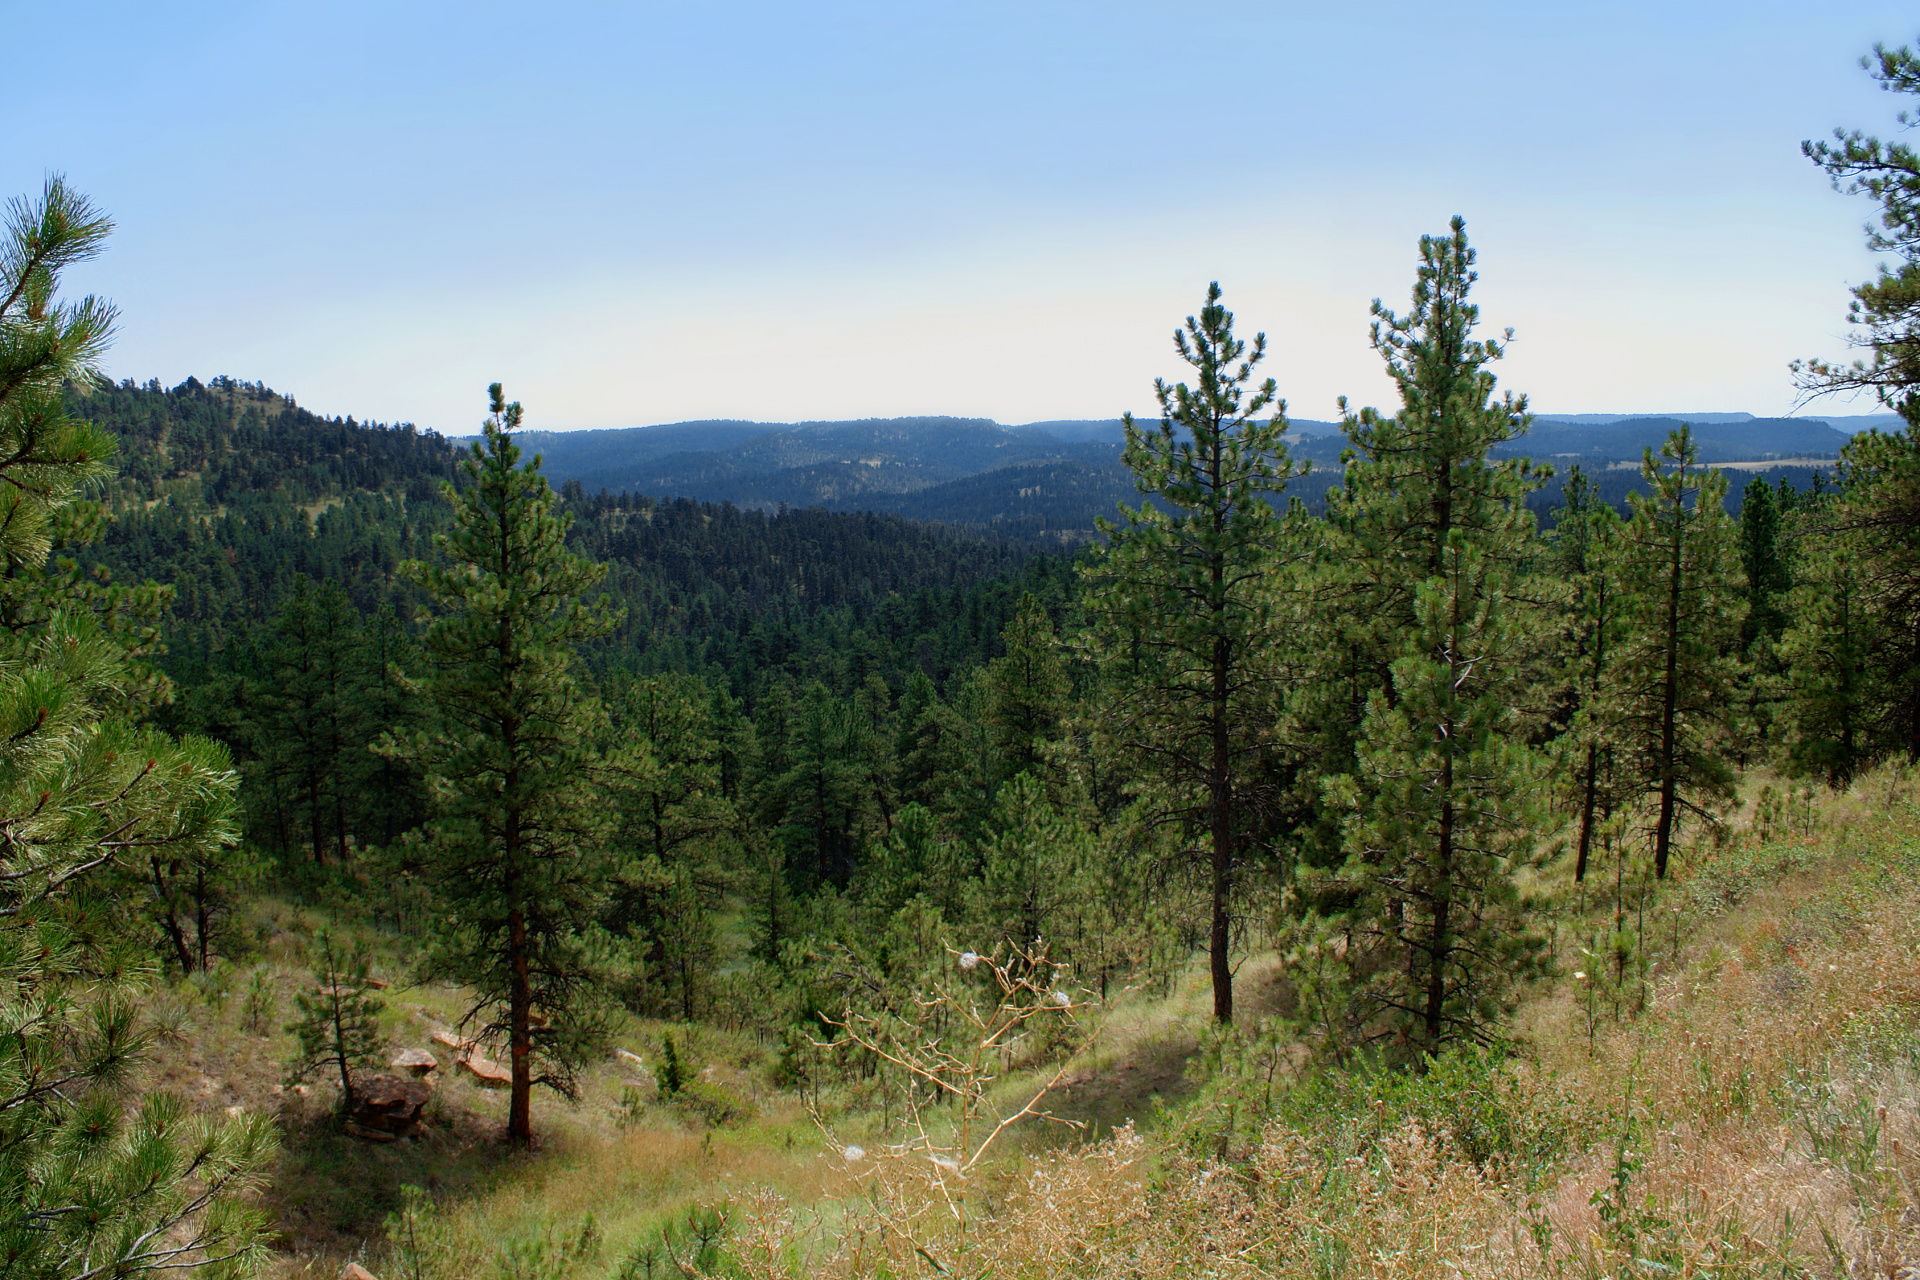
151, 767, 1920, 1279
729, 769, 1919, 1279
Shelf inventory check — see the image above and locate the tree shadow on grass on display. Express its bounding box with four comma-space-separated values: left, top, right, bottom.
271, 1090, 516, 1254
1046, 1032, 1203, 1145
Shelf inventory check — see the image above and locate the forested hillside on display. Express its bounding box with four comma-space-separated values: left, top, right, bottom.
73, 377, 1053, 676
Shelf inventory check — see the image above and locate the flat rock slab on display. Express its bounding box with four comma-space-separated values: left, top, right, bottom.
391, 1048, 438, 1077
457, 1053, 512, 1089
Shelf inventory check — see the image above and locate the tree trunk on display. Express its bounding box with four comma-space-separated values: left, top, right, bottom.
1575, 743, 1599, 883
508, 899, 532, 1146
308, 757, 326, 865
150, 855, 196, 974
506, 724, 533, 1147
1423, 547, 1463, 1054
194, 862, 211, 972
330, 956, 356, 1110
1425, 789, 1454, 1053
1209, 630, 1233, 1025
1654, 481, 1684, 879
335, 789, 350, 865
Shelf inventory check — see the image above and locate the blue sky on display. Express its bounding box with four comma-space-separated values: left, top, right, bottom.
11, 2, 1916, 431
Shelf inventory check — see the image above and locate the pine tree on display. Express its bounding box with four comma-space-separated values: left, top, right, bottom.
892, 671, 959, 812
980, 593, 1070, 785
1782, 535, 1873, 784
1790, 40, 1920, 769
974, 773, 1092, 958
386, 384, 621, 1146
1551, 468, 1630, 884
0, 177, 273, 1279
262, 577, 365, 863
359, 604, 429, 848
1607, 425, 1743, 879
1796, 41, 1920, 415
602, 674, 736, 1022
1738, 477, 1792, 651
285, 930, 386, 1113
1083, 281, 1307, 1024
1733, 476, 1795, 767
1798, 429, 1920, 764
1317, 218, 1550, 1056
761, 681, 874, 893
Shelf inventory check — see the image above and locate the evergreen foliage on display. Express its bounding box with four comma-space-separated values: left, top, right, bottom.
26, 113, 1920, 1225
1784, 429, 1919, 772
1315, 218, 1550, 1057
1083, 282, 1307, 1024
284, 930, 386, 1111
1549, 468, 1630, 884
1797, 40, 1920, 416
0, 178, 271, 1280
1738, 476, 1792, 651
979, 592, 1071, 788
1781, 529, 1873, 784
1607, 425, 1744, 878
385, 385, 622, 1146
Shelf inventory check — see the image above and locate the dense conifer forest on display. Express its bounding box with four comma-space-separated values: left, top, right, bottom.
10, 38, 1920, 1279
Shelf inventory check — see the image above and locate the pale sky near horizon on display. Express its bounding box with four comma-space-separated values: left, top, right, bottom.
10, 2, 1918, 433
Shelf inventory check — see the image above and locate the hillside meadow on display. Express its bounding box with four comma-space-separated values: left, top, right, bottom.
126, 764, 1916, 1278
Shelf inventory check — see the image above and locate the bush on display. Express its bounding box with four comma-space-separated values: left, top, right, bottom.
1270, 1045, 1592, 1185
676, 1079, 753, 1129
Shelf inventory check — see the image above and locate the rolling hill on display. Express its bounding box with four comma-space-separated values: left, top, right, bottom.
514, 410, 1858, 536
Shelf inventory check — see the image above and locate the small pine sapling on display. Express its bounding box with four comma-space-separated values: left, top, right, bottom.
657, 1032, 686, 1098
286, 930, 386, 1112
242, 966, 278, 1034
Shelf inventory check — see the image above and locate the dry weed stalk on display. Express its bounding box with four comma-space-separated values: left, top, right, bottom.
811, 943, 1108, 1271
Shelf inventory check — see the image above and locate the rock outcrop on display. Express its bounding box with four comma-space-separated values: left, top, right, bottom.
343, 1073, 432, 1141
391, 1047, 438, 1077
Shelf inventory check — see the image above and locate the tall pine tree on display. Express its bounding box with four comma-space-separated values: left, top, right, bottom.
1551, 468, 1630, 884
1317, 218, 1550, 1057
0, 177, 274, 1280
1083, 281, 1307, 1024
387, 385, 621, 1146
1607, 425, 1743, 879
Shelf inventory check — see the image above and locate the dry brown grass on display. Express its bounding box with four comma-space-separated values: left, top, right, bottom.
670, 768, 1920, 1279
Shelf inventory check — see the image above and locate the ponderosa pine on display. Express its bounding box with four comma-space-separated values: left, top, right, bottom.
0, 177, 274, 1280
386, 384, 621, 1146
1083, 281, 1308, 1024
1550, 468, 1630, 884
1318, 218, 1550, 1057
1607, 425, 1743, 879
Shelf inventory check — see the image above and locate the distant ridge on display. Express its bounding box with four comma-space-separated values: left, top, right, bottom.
489, 409, 1874, 541
1537, 410, 1905, 435
1537, 412, 1757, 426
